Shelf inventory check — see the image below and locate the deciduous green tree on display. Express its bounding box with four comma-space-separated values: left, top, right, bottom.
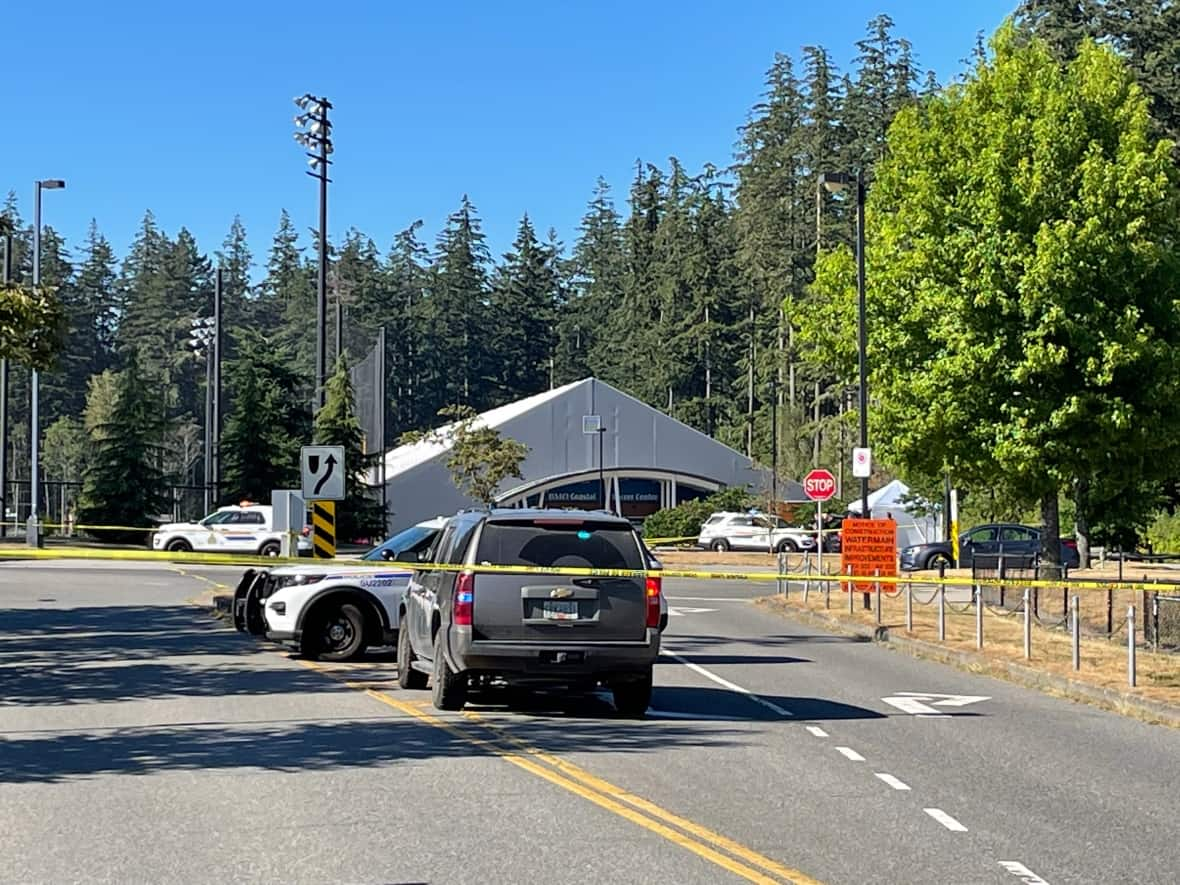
403, 404, 529, 505
807, 26, 1180, 563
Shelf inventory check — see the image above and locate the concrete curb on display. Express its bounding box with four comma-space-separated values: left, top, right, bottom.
760, 598, 1180, 728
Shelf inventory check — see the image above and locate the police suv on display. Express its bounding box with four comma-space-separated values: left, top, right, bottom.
232, 517, 446, 661
153, 502, 311, 557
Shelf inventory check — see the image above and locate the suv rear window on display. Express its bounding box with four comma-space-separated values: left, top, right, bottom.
476, 521, 644, 570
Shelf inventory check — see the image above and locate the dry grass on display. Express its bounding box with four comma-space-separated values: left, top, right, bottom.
759, 582, 1180, 708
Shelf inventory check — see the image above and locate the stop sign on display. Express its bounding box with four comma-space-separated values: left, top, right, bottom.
804, 468, 837, 501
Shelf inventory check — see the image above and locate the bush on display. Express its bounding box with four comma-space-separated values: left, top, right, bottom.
1145, 512, 1180, 554
642, 487, 756, 542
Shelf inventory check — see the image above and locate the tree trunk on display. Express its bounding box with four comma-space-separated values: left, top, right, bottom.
1040, 490, 1062, 568
1074, 478, 1091, 568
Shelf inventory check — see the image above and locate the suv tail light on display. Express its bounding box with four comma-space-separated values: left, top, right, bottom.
645, 576, 662, 628
1062, 539, 1078, 549
454, 572, 474, 626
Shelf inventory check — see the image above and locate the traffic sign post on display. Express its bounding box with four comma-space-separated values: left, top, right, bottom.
804, 469, 837, 577
301, 445, 345, 501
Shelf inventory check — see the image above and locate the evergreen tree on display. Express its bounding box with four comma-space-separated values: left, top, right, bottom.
164, 228, 213, 424
600, 163, 664, 397
313, 356, 385, 542
842, 15, 921, 171
116, 210, 173, 374
219, 329, 311, 502
43, 222, 116, 422
383, 221, 431, 435
217, 215, 253, 336
29, 226, 74, 424
423, 196, 491, 412
78, 352, 168, 541
335, 228, 384, 359
265, 211, 317, 396
487, 214, 560, 401
558, 178, 624, 385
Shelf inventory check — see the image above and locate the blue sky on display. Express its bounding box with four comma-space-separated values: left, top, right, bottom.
8, 1, 1015, 275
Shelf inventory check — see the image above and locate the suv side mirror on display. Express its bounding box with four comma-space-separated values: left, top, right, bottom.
380, 548, 395, 561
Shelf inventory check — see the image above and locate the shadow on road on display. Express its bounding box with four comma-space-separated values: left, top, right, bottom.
0, 709, 747, 784
0, 604, 345, 706
464, 683, 886, 724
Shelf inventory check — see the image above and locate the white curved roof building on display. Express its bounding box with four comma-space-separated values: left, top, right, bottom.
376, 378, 805, 533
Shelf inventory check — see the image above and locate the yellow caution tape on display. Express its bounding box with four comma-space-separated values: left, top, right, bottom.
0, 545, 1174, 594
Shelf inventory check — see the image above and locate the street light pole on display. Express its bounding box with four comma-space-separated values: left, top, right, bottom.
854, 168, 869, 519
29, 178, 65, 548
212, 268, 223, 504
1, 232, 12, 538
819, 170, 870, 517
294, 94, 333, 412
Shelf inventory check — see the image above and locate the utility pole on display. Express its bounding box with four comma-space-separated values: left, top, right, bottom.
0, 233, 11, 538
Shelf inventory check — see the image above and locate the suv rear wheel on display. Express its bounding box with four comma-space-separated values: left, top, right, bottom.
710, 539, 730, 552
431, 633, 467, 711
776, 539, 798, 553
612, 669, 653, 718
397, 620, 427, 690
259, 540, 280, 557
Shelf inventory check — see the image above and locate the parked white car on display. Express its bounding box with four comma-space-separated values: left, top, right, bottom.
153, 502, 311, 557
696, 511, 816, 553
232, 518, 448, 660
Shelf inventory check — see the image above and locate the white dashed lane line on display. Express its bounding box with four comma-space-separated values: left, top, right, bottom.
924, 808, 968, 832
999, 861, 1049, 883
874, 773, 911, 791
805, 725, 828, 738
835, 746, 865, 762
661, 649, 794, 717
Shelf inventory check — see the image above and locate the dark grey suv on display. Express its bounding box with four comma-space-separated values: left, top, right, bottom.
396, 508, 663, 717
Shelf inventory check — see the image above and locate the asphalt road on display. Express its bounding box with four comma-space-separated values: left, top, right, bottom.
2, 562, 1178, 884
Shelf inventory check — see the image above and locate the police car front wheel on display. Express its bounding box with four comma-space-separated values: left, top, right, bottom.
166, 539, 192, 553
306, 602, 366, 661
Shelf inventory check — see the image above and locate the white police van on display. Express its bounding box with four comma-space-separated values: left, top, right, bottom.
232, 517, 447, 661
153, 502, 311, 557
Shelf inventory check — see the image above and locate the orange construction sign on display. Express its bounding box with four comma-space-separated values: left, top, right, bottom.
840, 518, 898, 592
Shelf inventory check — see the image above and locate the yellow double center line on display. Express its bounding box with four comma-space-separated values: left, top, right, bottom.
299, 660, 819, 885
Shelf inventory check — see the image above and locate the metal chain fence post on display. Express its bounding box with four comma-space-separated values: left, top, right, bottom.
1152, 590, 1160, 652
938, 581, 946, 642
905, 579, 913, 633
848, 565, 854, 615
1023, 587, 1031, 660
975, 584, 983, 650
825, 560, 831, 609
1071, 594, 1080, 671
1128, 604, 1137, 688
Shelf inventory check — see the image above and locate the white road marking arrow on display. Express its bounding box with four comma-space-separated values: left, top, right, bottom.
882, 692, 991, 716
667, 606, 717, 616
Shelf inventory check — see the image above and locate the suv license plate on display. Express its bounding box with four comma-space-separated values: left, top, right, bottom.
542, 600, 578, 620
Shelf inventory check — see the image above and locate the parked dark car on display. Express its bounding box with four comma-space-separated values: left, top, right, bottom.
899, 523, 1080, 571
397, 508, 663, 717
